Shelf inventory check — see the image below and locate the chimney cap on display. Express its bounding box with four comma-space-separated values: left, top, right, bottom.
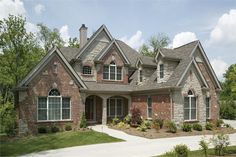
80, 24, 87, 30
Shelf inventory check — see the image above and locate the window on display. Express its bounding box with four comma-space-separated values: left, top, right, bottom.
147, 96, 152, 118
184, 90, 197, 120
83, 66, 92, 75
206, 97, 210, 119
160, 64, 164, 78
37, 89, 71, 121
107, 97, 123, 117
103, 61, 122, 80
139, 69, 143, 82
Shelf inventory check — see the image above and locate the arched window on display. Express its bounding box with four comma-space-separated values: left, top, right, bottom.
184, 90, 197, 120
83, 66, 92, 75
37, 89, 71, 121
103, 61, 122, 80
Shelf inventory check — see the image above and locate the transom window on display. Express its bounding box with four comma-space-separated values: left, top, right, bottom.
38, 89, 71, 121
184, 90, 197, 121
103, 61, 122, 80
107, 97, 123, 117
147, 96, 152, 118
83, 66, 92, 75
206, 97, 211, 119
160, 64, 164, 79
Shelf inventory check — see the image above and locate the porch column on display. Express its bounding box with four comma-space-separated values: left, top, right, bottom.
102, 96, 108, 125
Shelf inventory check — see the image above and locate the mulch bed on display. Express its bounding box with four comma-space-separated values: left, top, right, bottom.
109, 125, 236, 139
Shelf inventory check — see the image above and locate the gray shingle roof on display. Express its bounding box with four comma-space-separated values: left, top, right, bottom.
139, 55, 156, 66
60, 47, 80, 62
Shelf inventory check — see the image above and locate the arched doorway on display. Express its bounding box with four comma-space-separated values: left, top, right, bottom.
85, 95, 102, 124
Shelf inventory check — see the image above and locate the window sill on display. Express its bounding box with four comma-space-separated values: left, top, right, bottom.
37, 119, 73, 123
184, 120, 199, 123
81, 74, 94, 77
102, 79, 123, 82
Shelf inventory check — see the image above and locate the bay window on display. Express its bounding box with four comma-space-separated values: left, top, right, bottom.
37, 89, 71, 121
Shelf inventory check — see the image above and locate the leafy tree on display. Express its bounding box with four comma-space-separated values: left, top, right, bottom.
139, 33, 170, 57
0, 15, 44, 104
68, 37, 80, 48
37, 23, 65, 52
220, 64, 236, 101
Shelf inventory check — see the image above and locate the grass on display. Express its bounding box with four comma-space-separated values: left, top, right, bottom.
0, 130, 123, 156
159, 145, 236, 157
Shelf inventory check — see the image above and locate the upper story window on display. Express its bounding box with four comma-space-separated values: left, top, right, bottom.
103, 61, 122, 81
83, 66, 92, 75
139, 68, 143, 82
38, 89, 71, 121
184, 90, 197, 121
160, 64, 164, 79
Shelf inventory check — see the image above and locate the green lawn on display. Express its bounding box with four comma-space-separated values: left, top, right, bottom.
0, 130, 123, 156
159, 145, 236, 157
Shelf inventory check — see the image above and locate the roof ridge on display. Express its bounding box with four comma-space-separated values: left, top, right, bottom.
173, 40, 199, 50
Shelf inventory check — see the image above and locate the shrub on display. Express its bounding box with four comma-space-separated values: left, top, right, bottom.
65, 124, 72, 131
210, 133, 230, 156
174, 144, 189, 157
205, 122, 213, 130
220, 100, 236, 120
182, 123, 192, 132
80, 112, 87, 128
0, 102, 17, 136
223, 123, 232, 128
166, 121, 177, 133
123, 114, 131, 124
117, 121, 125, 128
130, 107, 142, 127
137, 122, 147, 132
193, 123, 203, 131
51, 126, 60, 133
153, 118, 164, 129
199, 138, 209, 157
112, 117, 120, 126
216, 119, 224, 127
143, 120, 152, 129
38, 126, 47, 133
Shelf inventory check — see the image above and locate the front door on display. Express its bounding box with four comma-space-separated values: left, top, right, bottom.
85, 96, 95, 121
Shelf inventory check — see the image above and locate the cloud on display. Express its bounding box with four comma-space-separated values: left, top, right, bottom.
120, 31, 144, 50
209, 9, 236, 45
25, 22, 39, 35
59, 25, 70, 46
34, 4, 45, 15
210, 58, 228, 80
172, 32, 197, 48
0, 0, 26, 20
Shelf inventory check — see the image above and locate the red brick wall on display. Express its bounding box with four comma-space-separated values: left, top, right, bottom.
198, 62, 219, 120
18, 54, 83, 134
131, 94, 171, 120
97, 45, 128, 84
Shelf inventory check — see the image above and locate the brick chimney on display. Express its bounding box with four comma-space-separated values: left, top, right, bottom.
79, 24, 88, 48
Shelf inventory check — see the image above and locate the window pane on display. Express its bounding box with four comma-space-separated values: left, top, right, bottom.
148, 108, 152, 118
191, 97, 196, 108
139, 70, 143, 82
38, 97, 47, 120
38, 110, 47, 120
83, 66, 91, 74
62, 98, 70, 108
160, 64, 164, 78
206, 98, 210, 118
147, 96, 152, 107
191, 109, 196, 119
103, 66, 109, 79
117, 67, 122, 80
109, 99, 115, 116
110, 66, 116, 80
48, 97, 61, 120
184, 97, 189, 108
62, 98, 70, 119
206, 108, 209, 118
38, 97, 47, 108
116, 99, 122, 116
184, 109, 189, 120
62, 109, 70, 119
49, 89, 60, 96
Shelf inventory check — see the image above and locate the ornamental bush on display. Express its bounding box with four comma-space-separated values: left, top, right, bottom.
182, 123, 192, 132
166, 121, 177, 133
216, 119, 224, 128
174, 144, 189, 157
123, 114, 131, 124
205, 122, 213, 130
112, 117, 120, 126
65, 124, 72, 131
211, 133, 230, 156
80, 112, 87, 128
193, 123, 203, 131
130, 107, 142, 127
38, 126, 47, 134
153, 118, 164, 129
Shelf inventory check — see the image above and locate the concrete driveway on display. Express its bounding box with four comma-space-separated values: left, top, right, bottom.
25, 122, 236, 157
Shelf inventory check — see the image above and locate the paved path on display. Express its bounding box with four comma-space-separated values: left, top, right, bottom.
25, 123, 236, 157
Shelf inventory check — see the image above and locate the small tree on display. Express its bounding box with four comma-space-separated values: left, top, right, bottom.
80, 112, 87, 128
130, 107, 142, 127
199, 137, 209, 157
210, 133, 230, 156
174, 144, 189, 157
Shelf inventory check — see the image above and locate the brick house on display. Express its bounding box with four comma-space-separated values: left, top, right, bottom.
16, 24, 222, 134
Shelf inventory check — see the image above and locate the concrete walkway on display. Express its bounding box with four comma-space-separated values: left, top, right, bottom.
25, 122, 236, 157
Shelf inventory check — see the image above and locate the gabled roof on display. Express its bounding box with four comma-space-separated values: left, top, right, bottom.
60, 47, 80, 62
95, 39, 131, 65
75, 24, 113, 59
18, 46, 87, 89
135, 55, 156, 68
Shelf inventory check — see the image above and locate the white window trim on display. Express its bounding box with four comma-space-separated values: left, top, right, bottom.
138, 67, 143, 83
147, 96, 152, 119
159, 64, 164, 79
107, 98, 124, 117
82, 66, 92, 75
184, 94, 197, 121
103, 63, 123, 81
37, 96, 71, 122
206, 97, 211, 119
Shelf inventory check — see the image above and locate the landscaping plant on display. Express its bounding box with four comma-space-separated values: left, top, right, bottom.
174, 144, 189, 157
182, 123, 192, 132
112, 117, 120, 125
143, 120, 152, 129
123, 114, 131, 124
199, 137, 209, 157
216, 119, 224, 128
137, 122, 147, 132
205, 122, 213, 130
130, 107, 142, 127
166, 121, 177, 133
193, 123, 203, 131
51, 126, 60, 133
38, 126, 47, 134
153, 118, 164, 129
80, 112, 87, 128
65, 124, 72, 131
210, 133, 230, 156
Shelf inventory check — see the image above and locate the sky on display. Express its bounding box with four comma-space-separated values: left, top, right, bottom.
0, 0, 236, 80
